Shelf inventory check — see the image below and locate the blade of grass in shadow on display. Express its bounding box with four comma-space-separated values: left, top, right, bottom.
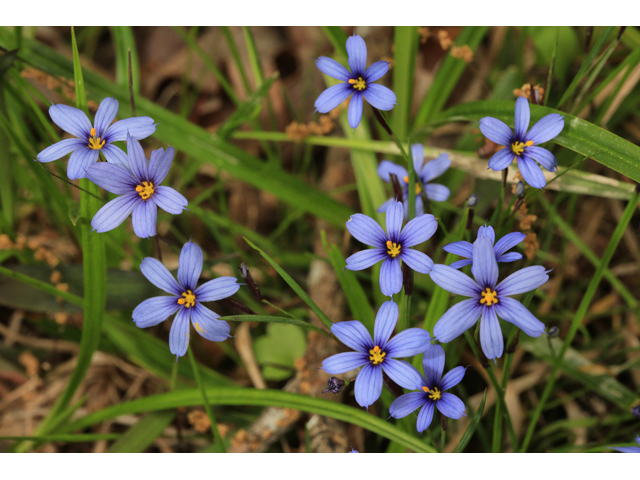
454, 389, 487, 453
106, 411, 175, 453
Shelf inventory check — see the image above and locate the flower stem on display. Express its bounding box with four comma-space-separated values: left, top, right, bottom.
187, 348, 226, 452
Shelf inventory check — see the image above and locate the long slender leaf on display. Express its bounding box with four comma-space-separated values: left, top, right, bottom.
455, 389, 487, 453
222, 314, 330, 336
107, 411, 175, 453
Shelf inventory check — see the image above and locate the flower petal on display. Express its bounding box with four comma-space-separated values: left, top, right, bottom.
400, 214, 437, 248
429, 264, 480, 297
385, 200, 404, 240
346, 34, 367, 76
364, 60, 389, 82
479, 117, 513, 146
449, 259, 473, 269
479, 307, 503, 361
610, 446, 640, 453
104, 116, 157, 143
93, 97, 119, 138
177, 240, 203, 291
148, 147, 175, 185
101, 144, 132, 173
348, 92, 364, 129
443, 240, 473, 259
131, 199, 158, 238
421, 153, 451, 182
433, 298, 482, 343
385, 328, 431, 359
497, 265, 549, 296
49, 104, 92, 139
331, 320, 373, 352
86, 162, 137, 194
416, 400, 435, 433
322, 351, 368, 374
345, 249, 386, 271
377, 160, 408, 185
400, 249, 433, 274
346, 213, 387, 247
411, 143, 425, 172
487, 148, 515, 171
524, 113, 564, 145
379, 257, 402, 297
37, 138, 85, 163
354, 364, 383, 409
526, 146, 557, 172
497, 252, 522, 263
67, 147, 99, 180
440, 366, 467, 391
377, 197, 395, 213
315, 56, 351, 81
471, 236, 498, 288
190, 304, 230, 342
373, 300, 399, 348
132, 295, 180, 328
422, 344, 445, 386
140, 257, 182, 295
436, 393, 466, 419
518, 155, 547, 189
363, 83, 396, 111
514, 97, 530, 140
153, 186, 188, 215
195, 276, 240, 302
477, 225, 495, 244
314, 83, 352, 114
91, 193, 139, 233
389, 392, 427, 419
494, 297, 545, 337
494, 232, 526, 257
382, 359, 423, 390
425, 183, 450, 202
126, 134, 149, 181
169, 307, 191, 359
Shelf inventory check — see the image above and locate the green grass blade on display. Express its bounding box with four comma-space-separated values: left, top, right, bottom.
222, 314, 330, 336
392, 26, 418, 139
111, 26, 139, 93
454, 389, 487, 453
107, 411, 175, 453
61, 387, 436, 453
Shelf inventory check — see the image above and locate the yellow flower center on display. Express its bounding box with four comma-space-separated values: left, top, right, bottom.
386, 240, 401, 258
422, 385, 442, 400
479, 287, 499, 306
511, 140, 534, 157
177, 290, 196, 308
369, 345, 386, 365
348, 77, 366, 91
402, 176, 422, 195
88, 127, 106, 150
135, 181, 155, 200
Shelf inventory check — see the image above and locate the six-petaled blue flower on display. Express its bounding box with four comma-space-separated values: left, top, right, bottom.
389, 344, 466, 433
315, 34, 397, 129
86, 134, 188, 238
133, 240, 240, 359
608, 435, 640, 453
36, 97, 156, 180
430, 235, 549, 360
321, 300, 431, 409
345, 201, 437, 296
444, 225, 526, 269
378, 144, 451, 218
479, 97, 564, 189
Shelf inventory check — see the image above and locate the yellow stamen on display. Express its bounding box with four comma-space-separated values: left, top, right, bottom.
348, 77, 366, 91
177, 290, 196, 308
422, 386, 441, 400
87, 127, 106, 150
402, 176, 422, 194
135, 181, 155, 200
386, 240, 401, 258
479, 287, 499, 306
511, 140, 533, 157
369, 345, 386, 365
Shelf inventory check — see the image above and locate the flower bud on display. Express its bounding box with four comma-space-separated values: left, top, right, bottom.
322, 377, 346, 395
516, 181, 525, 198
467, 194, 478, 208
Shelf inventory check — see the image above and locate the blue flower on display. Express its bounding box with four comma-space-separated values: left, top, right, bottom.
133, 240, 240, 359
444, 225, 526, 269
36, 97, 156, 180
609, 435, 640, 453
348, 447, 359, 453
479, 97, 564, 189
389, 345, 466, 433
86, 134, 188, 238
377, 144, 450, 218
315, 34, 397, 129
321, 300, 431, 409
345, 201, 437, 297
430, 235, 549, 360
